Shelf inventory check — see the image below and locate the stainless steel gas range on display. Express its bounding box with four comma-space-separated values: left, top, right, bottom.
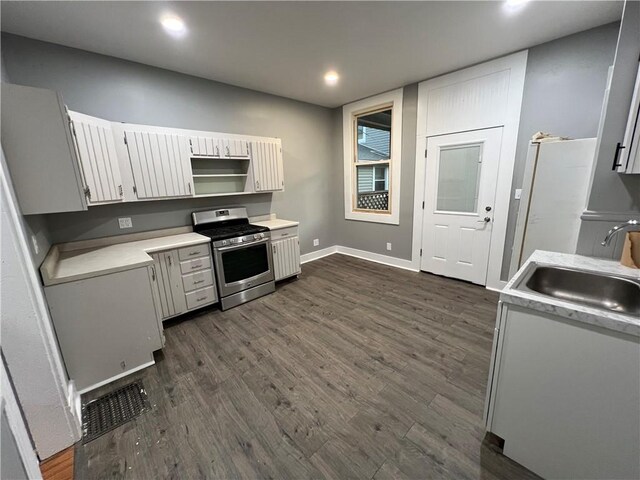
193, 208, 275, 310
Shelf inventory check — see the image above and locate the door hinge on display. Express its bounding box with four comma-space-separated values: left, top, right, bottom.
118, 185, 123, 197
84, 186, 91, 200
189, 139, 193, 154
133, 185, 137, 195
420, 248, 423, 257
69, 118, 77, 137
123, 134, 128, 145
424, 148, 427, 158
422, 201, 425, 209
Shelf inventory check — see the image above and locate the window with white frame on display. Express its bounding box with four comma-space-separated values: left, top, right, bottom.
343, 89, 402, 224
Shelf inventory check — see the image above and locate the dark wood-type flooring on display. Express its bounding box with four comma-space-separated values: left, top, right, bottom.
76, 254, 539, 479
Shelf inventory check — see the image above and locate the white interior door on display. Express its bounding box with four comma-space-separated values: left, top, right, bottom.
420, 127, 502, 285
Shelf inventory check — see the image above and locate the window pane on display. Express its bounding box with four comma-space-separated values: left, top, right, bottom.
356, 109, 391, 162
436, 144, 482, 213
357, 165, 389, 211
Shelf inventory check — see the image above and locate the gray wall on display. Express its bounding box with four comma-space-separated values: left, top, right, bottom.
1, 34, 336, 255
500, 22, 620, 279
1, 45, 52, 267
331, 84, 418, 260
1, 412, 29, 480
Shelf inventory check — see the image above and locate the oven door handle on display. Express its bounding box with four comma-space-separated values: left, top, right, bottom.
215, 237, 270, 252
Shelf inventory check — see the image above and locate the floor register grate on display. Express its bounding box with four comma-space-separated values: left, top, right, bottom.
81, 381, 150, 443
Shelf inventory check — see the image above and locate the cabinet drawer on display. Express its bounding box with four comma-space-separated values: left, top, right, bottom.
182, 269, 214, 292
178, 243, 210, 261
270, 226, 298, 241
185, 286, 216, 310
179, 256, 211, 274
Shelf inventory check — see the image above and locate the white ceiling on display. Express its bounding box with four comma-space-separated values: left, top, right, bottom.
1, 1, 623, 108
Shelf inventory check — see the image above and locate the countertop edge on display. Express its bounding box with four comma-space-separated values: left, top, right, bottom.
41, 233, 211, 287
501, 251, 640, 338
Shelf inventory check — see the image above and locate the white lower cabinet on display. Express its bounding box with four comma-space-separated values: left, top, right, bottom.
148, 243, 217, 321
44, 267, 163, 392
272, 235, 301, 281
486, 304, 640, 479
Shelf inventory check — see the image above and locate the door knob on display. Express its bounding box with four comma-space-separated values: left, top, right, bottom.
477, 217, 491, 223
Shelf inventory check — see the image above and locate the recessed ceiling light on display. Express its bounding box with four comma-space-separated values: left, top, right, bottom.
324, 71, 339, 86
504, 0, 529, 11
161, 14, 187, 37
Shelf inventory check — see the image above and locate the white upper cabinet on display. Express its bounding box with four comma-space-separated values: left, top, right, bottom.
189, 135, 250, 158
251, 139, 284, 192
1, 83, 87, 214
69, 111, 124, 204
596, 0, 640, 175
124, 128, 193, 199
620, 63, 640, 174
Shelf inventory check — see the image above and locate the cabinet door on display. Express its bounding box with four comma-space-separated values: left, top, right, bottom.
150, 251, 187, 319
222, 138, 250, 158
190, 135, 223, 157
272, 236, 301, 281
44, 267, 162, 392
251, 139, 284, 192
0, 83, 87, 214
124, 129, 192, 199
69, 111, 123, 204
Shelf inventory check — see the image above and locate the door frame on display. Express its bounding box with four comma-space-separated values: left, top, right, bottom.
411, 51, 528, 290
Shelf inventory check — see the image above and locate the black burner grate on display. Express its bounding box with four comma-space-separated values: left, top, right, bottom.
81, 381, 150, 443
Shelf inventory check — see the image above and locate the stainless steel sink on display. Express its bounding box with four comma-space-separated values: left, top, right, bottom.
517, 266, 640, 315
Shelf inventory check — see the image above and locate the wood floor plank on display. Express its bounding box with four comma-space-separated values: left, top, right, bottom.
76, 254, 538, 479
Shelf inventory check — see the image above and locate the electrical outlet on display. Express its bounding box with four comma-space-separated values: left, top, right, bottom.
118, 217, 133, 229
386, 242, 392, 251
514, 188, 522, 200
313, 239, 320, 247
31, 234, 39, 255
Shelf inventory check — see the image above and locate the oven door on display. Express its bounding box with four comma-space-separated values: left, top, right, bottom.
213, 238, 274, 297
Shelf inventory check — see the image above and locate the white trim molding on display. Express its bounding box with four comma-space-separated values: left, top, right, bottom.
300, 246, 338, 264
301, 245, 418, 272
343, 88, 403, 225
411, 51, 528, 291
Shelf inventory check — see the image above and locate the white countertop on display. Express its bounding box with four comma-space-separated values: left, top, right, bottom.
250, 215, 299, 230
41, 229, 210, 287
502, 250, 640, 337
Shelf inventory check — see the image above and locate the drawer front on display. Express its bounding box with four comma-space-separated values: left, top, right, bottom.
179, 255, 211, 274
185, 286, 216, 310
178, 243, 210, 261
182, 269, 214, 293
270, 226, 298, 241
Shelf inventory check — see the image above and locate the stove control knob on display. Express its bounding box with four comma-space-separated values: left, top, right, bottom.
254, 234, 260, 240
238, 237, 244, 243
221, 240, 228, 246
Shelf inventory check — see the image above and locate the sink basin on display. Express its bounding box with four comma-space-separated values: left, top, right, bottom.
518, 266, 640, 315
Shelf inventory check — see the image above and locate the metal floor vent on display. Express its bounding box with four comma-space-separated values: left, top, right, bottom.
82, 381, 150, 443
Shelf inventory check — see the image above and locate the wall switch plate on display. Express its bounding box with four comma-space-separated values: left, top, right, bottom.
313, 239, 320, 247
514, 188, 522, 200
31, 234, 39, 255
386, 242, 392, 251
118, 217, 133, 229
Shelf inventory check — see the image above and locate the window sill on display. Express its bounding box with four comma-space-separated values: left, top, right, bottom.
345, 210, 399, 225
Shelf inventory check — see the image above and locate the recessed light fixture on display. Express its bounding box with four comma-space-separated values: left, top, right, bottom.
504, 0, 530, 11
324, 71, 339, 86
161, 14, 187, 38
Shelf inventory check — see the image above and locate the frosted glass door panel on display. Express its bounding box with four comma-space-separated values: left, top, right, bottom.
436, 144, 482, 213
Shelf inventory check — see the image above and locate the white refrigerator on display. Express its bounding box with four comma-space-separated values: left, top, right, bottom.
509, 138, 596, 278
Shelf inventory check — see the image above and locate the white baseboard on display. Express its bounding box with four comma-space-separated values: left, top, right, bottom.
78, 360, 155, 395
302, 244, 418, 272
336, 246, 419, 272
300, 246, 338, 264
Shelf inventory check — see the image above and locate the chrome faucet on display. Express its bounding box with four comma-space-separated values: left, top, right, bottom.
601, 219, 640, 246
